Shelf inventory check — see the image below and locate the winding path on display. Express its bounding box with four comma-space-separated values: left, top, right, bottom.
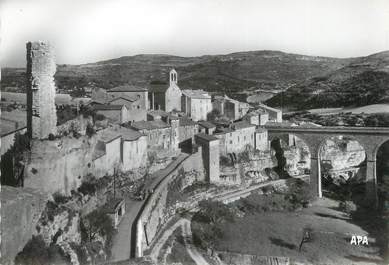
150, 217, 210, 265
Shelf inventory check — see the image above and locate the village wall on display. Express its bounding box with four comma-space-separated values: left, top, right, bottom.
23, 134, 123, 195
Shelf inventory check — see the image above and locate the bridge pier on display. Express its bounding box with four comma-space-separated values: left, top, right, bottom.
310, 156, 322, 198
365, 160, 378, 208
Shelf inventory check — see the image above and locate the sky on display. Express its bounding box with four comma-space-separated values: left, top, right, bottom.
1, 0, 389, 67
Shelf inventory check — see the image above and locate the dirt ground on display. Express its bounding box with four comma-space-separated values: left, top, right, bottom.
215, 198, 386, 265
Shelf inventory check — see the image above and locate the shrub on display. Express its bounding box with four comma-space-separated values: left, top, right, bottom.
53, 192, 71, 204
86, 123, 96, 137
48, 133, 55, 140
339, 200, 357, 214
78, 180, 97, 196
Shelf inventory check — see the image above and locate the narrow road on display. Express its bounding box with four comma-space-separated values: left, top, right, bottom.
182, 219, 210, 265
110, 197, 143, 262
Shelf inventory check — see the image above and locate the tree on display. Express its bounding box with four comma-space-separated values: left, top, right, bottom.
14, 235, 69, 265
198, 200, 234, 225
81, 209, 114, 243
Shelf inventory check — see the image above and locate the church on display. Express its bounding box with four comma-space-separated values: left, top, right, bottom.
148, 69, 182, 112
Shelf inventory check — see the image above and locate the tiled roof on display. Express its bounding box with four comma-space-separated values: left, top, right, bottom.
198, 120, 216, 129
108, 96, 136, 103
97, 127, 122, 143
182, 89, 211, 99
257, 103, 282, 113
109, 85, 147, 92
195, 133, 219, 142
93, 105, 126, 111
115, 126, 144, 141
131, 120, 170, 131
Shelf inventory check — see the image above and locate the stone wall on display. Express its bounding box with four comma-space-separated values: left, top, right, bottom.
0, 186, 47, 265
135, 150, 205, 257
26, 41, 57, 139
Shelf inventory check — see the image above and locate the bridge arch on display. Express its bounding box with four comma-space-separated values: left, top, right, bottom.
269, 134, 311, 178
316, 135, 367, 201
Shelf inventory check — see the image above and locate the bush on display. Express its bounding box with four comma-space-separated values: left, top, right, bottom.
78, 180, 97, 196
86, 123, 96, 137
53, 192, 71, 204
339, 200, 357, 214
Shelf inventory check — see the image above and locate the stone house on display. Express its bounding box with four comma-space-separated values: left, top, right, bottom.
116, 126, 148, 171
130, 119, 179, 152
181, 90, 212, 121
213, 95, 250, 121
91, 86, 147, 122
104, 198, 125, 229
93, 129, 123, 177
177, 116, 198, 152
107, 85, 148, 110
93, 105, 129, 124
244, 109, 269, 126
148, 69, 182, 112
256, 104, 282, 123
214, 121, 257, 156
195, 133, 220, 183
198, 121, 216, 135
255, 128, 269, 151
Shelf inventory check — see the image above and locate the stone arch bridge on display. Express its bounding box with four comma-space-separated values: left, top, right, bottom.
264, 124, 389, 205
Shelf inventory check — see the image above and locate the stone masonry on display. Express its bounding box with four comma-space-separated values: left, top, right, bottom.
26, 41, 57, 139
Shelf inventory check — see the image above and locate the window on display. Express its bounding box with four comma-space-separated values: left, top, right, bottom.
244, 136, 246, 141
230, 140, 232, 144
137, 94, 141, 99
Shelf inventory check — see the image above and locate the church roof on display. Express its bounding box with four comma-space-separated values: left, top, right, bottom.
109, 85, 147, 92
149, 82, 169, 93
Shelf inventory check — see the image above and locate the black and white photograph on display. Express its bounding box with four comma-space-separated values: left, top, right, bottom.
1, 0, 389, 264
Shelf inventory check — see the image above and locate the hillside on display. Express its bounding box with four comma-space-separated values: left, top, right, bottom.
266, 51, 389, 110
1, 50, 349, 101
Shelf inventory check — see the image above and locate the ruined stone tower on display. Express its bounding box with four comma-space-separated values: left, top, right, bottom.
26, 41, 57, 139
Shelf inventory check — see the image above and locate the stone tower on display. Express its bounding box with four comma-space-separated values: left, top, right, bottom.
26, 41, 57, 139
